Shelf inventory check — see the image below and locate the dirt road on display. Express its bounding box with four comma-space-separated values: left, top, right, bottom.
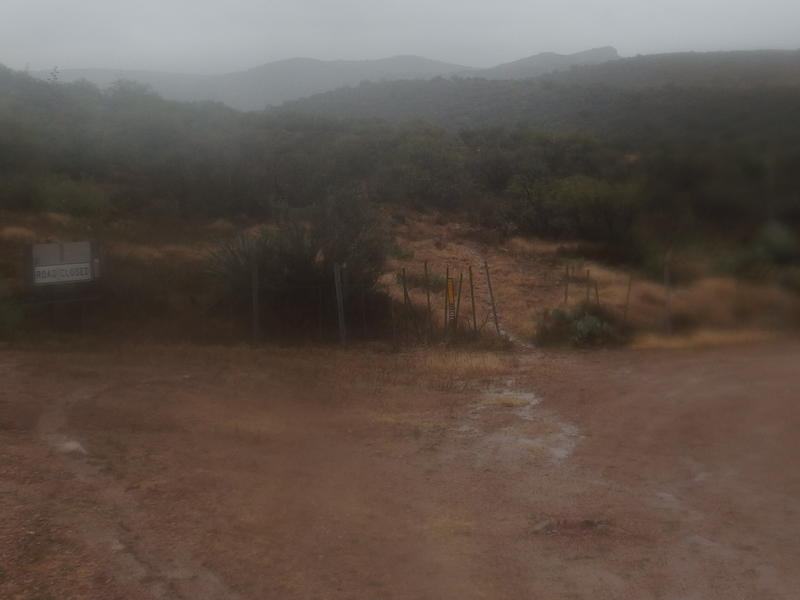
1, 340, 798, 599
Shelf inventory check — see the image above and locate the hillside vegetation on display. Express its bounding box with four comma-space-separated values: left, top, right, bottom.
1, 51, 799, 342
40, 48, 621, 111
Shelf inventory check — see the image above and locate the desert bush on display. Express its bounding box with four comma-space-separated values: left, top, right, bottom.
388, 239, 414, 260
0, 174, 111, 216
717, 221, 799, 280
209, 195, 389, 339
535, 302, 632, 347
0, 283, 22, 339
778, 267, 800, 293
753, 221, 798, 266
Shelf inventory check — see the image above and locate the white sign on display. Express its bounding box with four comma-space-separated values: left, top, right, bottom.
34, 263, 93, 285
32, 241, 98, 286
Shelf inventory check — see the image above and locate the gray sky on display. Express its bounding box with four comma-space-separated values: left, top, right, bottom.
2, 0, 799, 73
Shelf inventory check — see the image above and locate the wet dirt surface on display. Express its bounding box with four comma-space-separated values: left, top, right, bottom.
1, 340, 799, 598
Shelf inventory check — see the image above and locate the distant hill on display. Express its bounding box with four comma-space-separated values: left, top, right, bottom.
34, 48, 621, 111
536, 49, 800, 88
38, 55, 471, 111
471, 46, 619, 79
208, 56, 471, 110
281, 49, 800, 132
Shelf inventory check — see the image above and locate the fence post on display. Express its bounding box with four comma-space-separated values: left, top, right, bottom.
318, 284, 323, 341
361, 288, 368, 339
469, 265, 477, 335
585, 269, 591, 304
424, 260, 432, 341
443, 265, 450, 334
334, 263, 347, 345
484, 260, 501, 337
624, 272, 633, 322
663, 250, 673, 334
454, 271, 464, 333
251, 260, 260, 345
563, 264, 569, 305
389, 295, 397, 349
402, 267, 410, 308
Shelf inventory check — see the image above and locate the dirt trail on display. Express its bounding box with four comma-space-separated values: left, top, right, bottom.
32, 377, 243, 600
2, 340, 799, 598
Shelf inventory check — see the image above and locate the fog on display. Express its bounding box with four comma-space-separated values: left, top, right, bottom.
2, 0, 799, 73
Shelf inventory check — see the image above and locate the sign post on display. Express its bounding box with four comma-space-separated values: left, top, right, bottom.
29, 241, 101, 332
32, 242, 98, 286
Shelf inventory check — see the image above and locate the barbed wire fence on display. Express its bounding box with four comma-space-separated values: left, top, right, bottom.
247, 259, 513, 347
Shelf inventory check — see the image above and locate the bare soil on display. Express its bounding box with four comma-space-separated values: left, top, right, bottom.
1, 339, 799, 599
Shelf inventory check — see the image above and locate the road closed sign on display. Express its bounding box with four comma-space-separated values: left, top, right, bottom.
34, 263, 92, 284
31, 242, 98, 286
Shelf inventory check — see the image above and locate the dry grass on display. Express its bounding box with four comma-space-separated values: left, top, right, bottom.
205, 218, 237, 234
505, 236, 578, 257
671, 277, 795, 328
108, 241, 165, 262
632, 329, 778, 350
0, 226, 38, 245
387, 215, 798, 345
409, 351, 514, 378
2, 206, 795, 347
42, 212, 73, 227
107, 241, 210, 263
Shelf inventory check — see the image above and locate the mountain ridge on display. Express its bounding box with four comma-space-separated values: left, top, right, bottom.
34, 48, 618, 110
472, 46, 620, 79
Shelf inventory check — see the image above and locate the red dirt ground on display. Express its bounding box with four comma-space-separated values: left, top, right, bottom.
1, 339, 799, 599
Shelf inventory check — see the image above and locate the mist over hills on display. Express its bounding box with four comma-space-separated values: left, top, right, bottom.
34, 48, 621, 111
475, 46, 619, 79
280, 49, 800, 131
2, 44, 799, 273
33, 55, 468, 111
533, 49, 800, 88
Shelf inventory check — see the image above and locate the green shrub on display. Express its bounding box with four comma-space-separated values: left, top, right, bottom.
0, 175, 113, 216
778, 267, 800, 293
717, 221, 799, 279
208, 195, 388, 338
388, 239, 414, 260
755, 221, 798, 266
509, 175, 640, 245
0, 284, 22, 339
38, 176, 112, 217
535, 302, 631, 347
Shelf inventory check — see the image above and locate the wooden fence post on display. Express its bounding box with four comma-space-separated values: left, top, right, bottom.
585, 269, 591, 304
251, 260, 260, 345
424, 260, 432, 341
623, 272, 633, 321
361, 288, 368, 338
318, 284, 323, 341
389, 294, 397, 348
469, 265, 477, 335
454, 271, 464, 332
334, 263, 347, 345
663, 250, 673, 334
443, 265, 450, 334
484, 261, 501, 336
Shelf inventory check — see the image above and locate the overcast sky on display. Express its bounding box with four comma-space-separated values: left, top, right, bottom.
2, 0, 799, 73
